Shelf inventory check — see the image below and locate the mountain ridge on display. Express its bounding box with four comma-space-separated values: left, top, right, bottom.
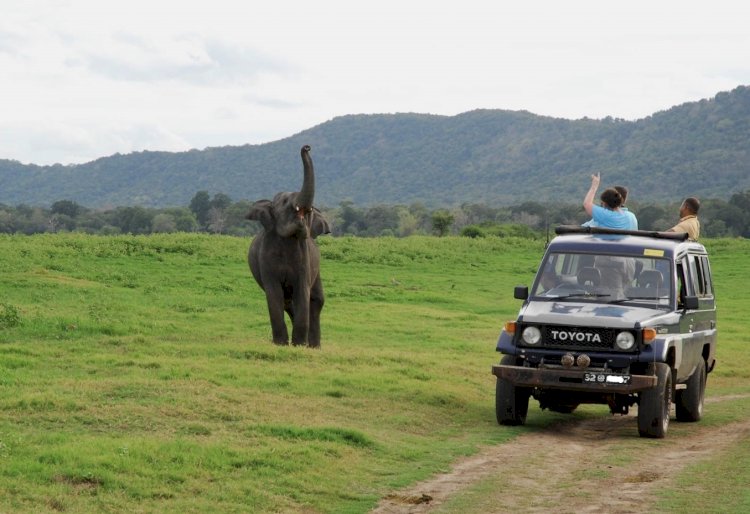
2, 85, 749, 208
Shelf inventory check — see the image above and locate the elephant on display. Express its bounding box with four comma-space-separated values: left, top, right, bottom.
245, 145, 330, 347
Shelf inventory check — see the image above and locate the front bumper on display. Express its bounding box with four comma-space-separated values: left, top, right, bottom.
492, 364, 658, 394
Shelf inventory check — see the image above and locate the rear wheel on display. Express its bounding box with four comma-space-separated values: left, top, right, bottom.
495, 355, 531, 426
676, 362, 706, 422
637, 362, 672, 438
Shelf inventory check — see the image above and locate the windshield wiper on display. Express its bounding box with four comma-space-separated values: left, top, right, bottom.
543, 293, 611, 300
607, 295, 668, 304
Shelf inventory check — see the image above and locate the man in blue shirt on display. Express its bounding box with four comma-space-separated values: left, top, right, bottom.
582, 173, 632, 229
614, 185, 638, 230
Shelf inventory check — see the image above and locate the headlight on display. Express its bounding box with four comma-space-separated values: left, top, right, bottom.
615, 331, 636, 350
521, 326, 542, 345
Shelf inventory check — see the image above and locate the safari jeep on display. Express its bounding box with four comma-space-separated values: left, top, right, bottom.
492, 226, 717, 438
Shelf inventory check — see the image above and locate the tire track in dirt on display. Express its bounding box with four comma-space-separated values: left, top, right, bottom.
372, 394, 750, 514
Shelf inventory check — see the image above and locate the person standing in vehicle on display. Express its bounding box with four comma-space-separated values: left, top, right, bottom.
582, 174, 633, 296
667, 197, 700, 240
583, 184, 639, 229
582, 173, 631, 229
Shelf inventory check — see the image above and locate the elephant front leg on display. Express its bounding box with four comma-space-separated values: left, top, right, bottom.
264, 284, 289, 345
307, 276, 324, 348
290, 287, 311, 346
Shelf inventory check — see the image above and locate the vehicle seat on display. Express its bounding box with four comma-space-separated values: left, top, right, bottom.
637, 270, 663, 288
577, 267, 601, 287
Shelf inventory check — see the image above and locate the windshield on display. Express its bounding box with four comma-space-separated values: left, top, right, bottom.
531, 251, 673, 307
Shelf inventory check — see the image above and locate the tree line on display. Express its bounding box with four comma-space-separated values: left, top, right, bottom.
1, 190, 749, 238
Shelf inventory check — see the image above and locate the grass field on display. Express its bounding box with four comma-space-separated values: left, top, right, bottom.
0, 233, 748, 513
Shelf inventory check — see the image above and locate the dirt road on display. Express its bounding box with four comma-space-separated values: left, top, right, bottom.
372, 395, 750, 513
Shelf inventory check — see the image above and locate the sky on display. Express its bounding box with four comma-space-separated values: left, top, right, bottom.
2, 0, 749, 166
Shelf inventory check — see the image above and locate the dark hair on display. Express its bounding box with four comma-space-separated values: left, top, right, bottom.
600, 188, 623, 209
614, 185, 628, 204
683, 197, 700, 214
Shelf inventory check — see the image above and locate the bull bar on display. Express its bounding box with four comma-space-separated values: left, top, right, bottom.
492, 364, 658, 394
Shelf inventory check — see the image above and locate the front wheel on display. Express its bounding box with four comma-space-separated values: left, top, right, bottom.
495, 355, 531, 426
676, 362, 706, 422
637, 362, 672, 438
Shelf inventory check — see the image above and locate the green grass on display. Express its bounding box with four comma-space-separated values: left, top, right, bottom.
0, 233, 748, 513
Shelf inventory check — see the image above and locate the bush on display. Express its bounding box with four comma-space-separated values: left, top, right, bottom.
0, 303, 20, 329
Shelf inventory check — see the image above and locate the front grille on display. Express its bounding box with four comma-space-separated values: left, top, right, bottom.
541, 325, 616, 350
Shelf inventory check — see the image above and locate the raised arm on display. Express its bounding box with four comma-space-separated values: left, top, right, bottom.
583, 173, 601, 216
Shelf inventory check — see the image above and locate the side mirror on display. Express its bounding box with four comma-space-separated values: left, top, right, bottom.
683, 295, 699, 310
514, 286, 529, 300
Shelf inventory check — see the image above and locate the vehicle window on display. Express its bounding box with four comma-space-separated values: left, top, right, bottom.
700, 256, 714, 296
531, 252, 672, 307
688, 255, 702, 296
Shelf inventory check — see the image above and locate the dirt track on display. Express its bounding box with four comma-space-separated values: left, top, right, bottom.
372, 395, 750, 514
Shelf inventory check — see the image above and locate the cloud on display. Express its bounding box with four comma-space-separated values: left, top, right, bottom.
0, 120, 190, 166
75, 32, 291, 86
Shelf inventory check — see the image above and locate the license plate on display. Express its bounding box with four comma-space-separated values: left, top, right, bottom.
584, 372, 631, 384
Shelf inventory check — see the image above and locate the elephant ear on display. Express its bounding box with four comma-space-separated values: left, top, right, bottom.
310, 207, 331, 238
246, 200, 274, 231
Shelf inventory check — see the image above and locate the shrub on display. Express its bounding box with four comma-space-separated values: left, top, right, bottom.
0, 303, 20, 329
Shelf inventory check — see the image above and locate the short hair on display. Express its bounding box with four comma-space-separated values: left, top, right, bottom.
600, 188, 623, 209
614, 185, 628, 203
683, 197, 700, 214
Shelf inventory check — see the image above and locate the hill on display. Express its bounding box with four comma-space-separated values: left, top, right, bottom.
1, 86, 749, 208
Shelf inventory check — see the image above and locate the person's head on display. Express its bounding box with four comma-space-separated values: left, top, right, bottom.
599, 188, 623, 210
680, 197, 700, 217
614, 185, 628, 206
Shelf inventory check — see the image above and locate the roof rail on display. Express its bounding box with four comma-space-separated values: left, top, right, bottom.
554, 225, 689, 241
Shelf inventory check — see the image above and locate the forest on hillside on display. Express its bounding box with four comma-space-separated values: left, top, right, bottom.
1, 86, 749, 209
2, 189, 750, 238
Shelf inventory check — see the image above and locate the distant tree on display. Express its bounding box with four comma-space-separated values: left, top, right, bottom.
431, 210, 454, 236
110, 206, 153, 234
206, 207, 227, 234
408, 202, 431, 232
336, 201, 366, 235
48, 213, 76, 232
361, 205, 399, 236
51, 200, 84, 218
189, 191, 211, 228
210, 193, 232, 211
728, 190, 750, 237
396, 207, 421, 236
634, 204, 670, 231
0, 209, 14, 233
163, 207, 198, 233
152, 213, 177, 233
223, 201, 256, 236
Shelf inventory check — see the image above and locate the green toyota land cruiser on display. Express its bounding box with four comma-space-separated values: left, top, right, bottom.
492, 226, 717, 438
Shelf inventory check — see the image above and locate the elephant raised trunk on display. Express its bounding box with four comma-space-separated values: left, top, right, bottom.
296, 145, 314, 210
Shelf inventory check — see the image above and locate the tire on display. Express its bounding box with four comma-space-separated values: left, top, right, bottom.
638, 362, 672, 438
676, 362, 706, 422
495, 355, 531, 426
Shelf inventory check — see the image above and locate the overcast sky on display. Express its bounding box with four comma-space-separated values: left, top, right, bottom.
2, 0, 748, 165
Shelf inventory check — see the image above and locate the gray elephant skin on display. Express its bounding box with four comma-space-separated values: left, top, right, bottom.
246, 145, 330, 347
